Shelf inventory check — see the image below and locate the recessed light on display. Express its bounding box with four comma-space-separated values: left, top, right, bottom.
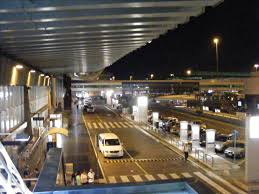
15, 65, 23, 69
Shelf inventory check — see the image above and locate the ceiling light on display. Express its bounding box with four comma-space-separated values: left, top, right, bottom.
30, 69, 36, 73
40, 74, 44, 76
15, 65, 23, 69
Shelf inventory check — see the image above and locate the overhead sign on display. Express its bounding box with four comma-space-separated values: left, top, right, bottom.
33, 117, 44, 121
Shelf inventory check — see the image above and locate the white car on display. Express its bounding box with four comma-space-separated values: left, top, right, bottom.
97, 133, 124, 158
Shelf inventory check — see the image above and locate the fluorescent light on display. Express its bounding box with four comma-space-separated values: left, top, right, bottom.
40, 74, 44, 76
15, 64, 23, 69
30, 69, 36, 73
45, 75, 49, 78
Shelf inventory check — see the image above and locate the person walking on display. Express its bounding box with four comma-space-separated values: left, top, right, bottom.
87, 168, 95, 184
76, 171, 81, 186
71, 172, 76, 186
183, 143, 189, 161
80, 170, 88, 185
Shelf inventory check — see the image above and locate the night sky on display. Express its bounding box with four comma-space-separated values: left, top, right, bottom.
105, 0, 256, 79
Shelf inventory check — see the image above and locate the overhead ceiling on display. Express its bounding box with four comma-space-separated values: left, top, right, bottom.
0, 0, 222, 75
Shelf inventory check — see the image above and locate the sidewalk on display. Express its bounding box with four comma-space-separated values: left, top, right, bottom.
120, 112, 253, 192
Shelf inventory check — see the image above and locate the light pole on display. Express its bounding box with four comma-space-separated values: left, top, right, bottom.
213, 37, 219, 72
254, 64, 259, 72
150, 74, 154, 79
186, 70, 191, 76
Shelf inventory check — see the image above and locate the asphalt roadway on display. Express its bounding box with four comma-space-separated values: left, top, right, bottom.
79, 104, 246, 194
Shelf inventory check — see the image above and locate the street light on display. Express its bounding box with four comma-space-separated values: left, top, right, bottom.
186, 70, 191, 76
254, 64, 259, 72
129, 75, 133, 80
213, 37, 219, 72
150, 74, 154, 79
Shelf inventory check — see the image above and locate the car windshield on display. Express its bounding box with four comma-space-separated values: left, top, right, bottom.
105, 139, 120, 146
216, 136, 228, 142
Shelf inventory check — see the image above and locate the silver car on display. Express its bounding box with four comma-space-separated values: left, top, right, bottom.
224, 142, 245, 158
215, 134, 232, 153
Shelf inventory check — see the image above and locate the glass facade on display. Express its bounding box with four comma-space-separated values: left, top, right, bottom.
29, 86, 48, 113
0, 86, 24, 133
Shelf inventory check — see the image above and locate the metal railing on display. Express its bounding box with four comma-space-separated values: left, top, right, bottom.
194, 148, 214, 167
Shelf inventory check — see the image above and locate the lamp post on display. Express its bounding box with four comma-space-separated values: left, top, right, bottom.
150, 74, 154, 79
129, 75, 133, 80
213, 37, 219, 72
254, 64, 259, 72
186, 70, 191, 76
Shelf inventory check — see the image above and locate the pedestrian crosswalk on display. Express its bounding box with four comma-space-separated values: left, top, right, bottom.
86, 121, 135, 129
106, 171, 234, 194
107, 171, 194, 184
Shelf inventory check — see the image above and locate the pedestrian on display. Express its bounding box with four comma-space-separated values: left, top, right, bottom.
80, 170, 88, 185
71, 172, 76, 186
34, 168, 40, 177
76, 171, 81, 186
183, 143, 189, 161
23, 165, 30, 177
87, 168, 95, 184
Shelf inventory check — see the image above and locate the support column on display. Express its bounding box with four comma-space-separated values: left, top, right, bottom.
23, 86, 32, 137
137, 96, 148, 123
244, 75, 259, 182
63, 75, 71, 110
51, 78, 57, 110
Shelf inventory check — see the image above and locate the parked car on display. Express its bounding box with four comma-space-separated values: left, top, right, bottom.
83, 104, 95, 113
189, 120, 207, 129
215, 134, 233, 153
159, 117, 175, 132
224, 141, 245, 158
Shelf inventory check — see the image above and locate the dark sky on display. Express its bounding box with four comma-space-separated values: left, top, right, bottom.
105, 0, 256, 79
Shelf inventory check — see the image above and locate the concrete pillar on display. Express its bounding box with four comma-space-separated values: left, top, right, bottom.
152, 112, 159, 129
23, 86, 32, 137
137, 96, 148, 123
244, 75, 259, 182
63, 75, 71, 110
191, 124, 200, 149
205, 129, 215, 154
180, 121, 188, 143
51, 78, 57, 109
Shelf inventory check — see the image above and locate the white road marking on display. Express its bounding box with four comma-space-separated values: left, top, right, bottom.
98, 122, 104, 128
82, 116, 107, 183
157, 174, 168, 180
108, 122, 115, 128
132, 175, 143, 182
124, 122, 134, 127
87, 122, 92, 129
108, 176, 117, 184
145, 174, 155, 181
114, 122, 122, 128
93, 122, 98, 129
169, 173, 180, 179
193, 172, 231, 194
119, 122, 128, 128
181, 172, 192, 178
103, 122, 109, 128
120, 175, 130, 183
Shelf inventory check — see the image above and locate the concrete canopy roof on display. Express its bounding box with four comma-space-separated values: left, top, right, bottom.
0, 0, 222, 75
